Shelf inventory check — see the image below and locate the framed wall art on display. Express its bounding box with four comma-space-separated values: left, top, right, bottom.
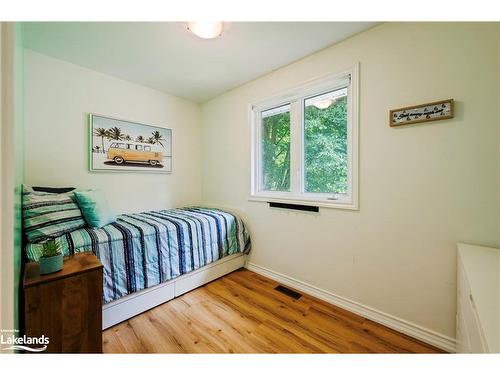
89, 114, 172, 173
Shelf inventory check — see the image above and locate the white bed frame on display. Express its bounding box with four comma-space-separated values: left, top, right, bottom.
102, 253, 247, 329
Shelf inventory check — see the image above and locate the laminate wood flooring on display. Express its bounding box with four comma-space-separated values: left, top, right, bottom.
103, 269, 443, 353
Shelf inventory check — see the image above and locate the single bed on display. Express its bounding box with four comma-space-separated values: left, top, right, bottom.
25, 206, 251, 328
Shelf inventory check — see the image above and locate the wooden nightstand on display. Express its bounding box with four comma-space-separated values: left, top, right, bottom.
23, 252, 103, 353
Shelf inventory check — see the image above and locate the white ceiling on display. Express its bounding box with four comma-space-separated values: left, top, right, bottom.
23, 22, 377, 102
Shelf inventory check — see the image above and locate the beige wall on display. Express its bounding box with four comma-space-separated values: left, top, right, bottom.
24, 50, 202, 214
201, 22, 500, 340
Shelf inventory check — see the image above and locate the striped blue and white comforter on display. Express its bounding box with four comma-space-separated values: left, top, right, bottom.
26, 207, 251, 304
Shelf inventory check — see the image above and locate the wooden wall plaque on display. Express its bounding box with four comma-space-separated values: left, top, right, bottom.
390, 99, 454, 127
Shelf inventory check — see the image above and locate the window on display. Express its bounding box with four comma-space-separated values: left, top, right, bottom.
144, 146, 151, 152
250, 66, 359, 209
136, 145, 143, 151
261, 104, 291, 192
304, 88, 348, 194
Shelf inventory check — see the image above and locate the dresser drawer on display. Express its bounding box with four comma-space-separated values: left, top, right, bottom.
456, 303, 471, 353
457, 255, 487, 353
459, 293, 486, 352
457, 244, 500, 353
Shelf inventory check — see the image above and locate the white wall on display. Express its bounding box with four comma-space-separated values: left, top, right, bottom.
24, 50, 202, 214
201, 22, 500, 342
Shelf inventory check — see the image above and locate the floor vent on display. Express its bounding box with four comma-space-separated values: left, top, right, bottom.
274, 285, 302, 300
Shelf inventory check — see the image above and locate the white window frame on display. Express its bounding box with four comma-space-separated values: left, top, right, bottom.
249, 64, 359, 210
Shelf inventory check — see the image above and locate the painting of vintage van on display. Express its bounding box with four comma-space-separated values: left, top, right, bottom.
90, 114, 172, 173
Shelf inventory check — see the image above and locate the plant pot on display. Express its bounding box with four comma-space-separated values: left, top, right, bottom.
39, 253, 63, 275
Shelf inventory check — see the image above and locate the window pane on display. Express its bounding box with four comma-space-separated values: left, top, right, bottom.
261, 104, 291, 191
304, 88, 348, 194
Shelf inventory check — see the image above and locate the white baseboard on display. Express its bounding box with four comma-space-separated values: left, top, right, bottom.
245, 262, 456, 353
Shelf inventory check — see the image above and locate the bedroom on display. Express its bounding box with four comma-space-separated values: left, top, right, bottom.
1, 0, 500, 371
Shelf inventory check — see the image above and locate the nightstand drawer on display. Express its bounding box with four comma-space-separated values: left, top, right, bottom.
24, 253, 103, 353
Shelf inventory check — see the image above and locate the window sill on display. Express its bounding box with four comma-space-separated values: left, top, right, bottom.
248, 195, 359, 211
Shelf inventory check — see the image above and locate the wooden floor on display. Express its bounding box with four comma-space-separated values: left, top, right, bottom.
103, 269, 443, 353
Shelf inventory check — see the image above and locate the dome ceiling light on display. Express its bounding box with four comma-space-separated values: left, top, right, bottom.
187, 22, 223, 39
312, 99, 335, 109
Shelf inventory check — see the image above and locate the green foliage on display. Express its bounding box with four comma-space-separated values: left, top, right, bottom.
261, 110, 291, 191
106, 126, 125, 141
41, 239, 62, 258
93, 127, 108, 138
151, 131, 165, 148
304, 96, 348, 194
94, 127, 108, 153
260, 97, 348, 194
95, 127, 167, 150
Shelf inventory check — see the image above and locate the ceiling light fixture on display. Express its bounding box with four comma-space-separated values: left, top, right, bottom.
312, 99, 335, 109
187, 22, 223, 39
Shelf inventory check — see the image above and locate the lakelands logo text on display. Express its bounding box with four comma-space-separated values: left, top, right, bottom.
1, 329, 49, 352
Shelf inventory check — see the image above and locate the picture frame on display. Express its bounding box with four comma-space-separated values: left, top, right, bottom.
89, 114, 172, 173
389, 99, 454, 127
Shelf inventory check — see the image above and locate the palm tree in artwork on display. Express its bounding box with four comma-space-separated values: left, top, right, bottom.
136, 135, 145, 143
106, 126, 125, 141
151, 130, 165, 148
123, 134, 132, 141
146, 136, 155, 144
93, 127, 108, 153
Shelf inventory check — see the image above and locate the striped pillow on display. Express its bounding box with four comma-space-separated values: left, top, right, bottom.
23, 187, 86, 243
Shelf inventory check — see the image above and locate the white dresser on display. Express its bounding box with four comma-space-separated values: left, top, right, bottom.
457, 243, 500, 353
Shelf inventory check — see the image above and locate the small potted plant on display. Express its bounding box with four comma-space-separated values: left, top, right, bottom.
39, 239, 63, 275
